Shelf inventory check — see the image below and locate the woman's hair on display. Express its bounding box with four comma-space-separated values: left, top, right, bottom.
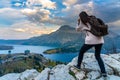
79, 11, 89, 26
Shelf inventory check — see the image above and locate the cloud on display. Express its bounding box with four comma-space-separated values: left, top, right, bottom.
20, 0, 94, 27
20, 0, 57, 24
76, 0, 91, 4
21, 8, 51, 23
0, 0, 58, 39
21, 8, 37, 15
0, 0, 120, 39
0, 8, 25, 18
62, 1, 93, 14
0, 21, 58, 39
108, 19, 120, 35
95, 7, 120, 23
14, 2, 22, 7
63, 0, 77, 7
109, 20, 120, 27
26, 0, 56, 9
0, 0, 11, 8
0, 8, 26, 25
55, 0, 120, 27
14, 28, 27, 32
11, 21, 53, 34
51, 1, 94, 27
93, 0, 120, 22
2, 0, 119, 27
29, 1, 94, 27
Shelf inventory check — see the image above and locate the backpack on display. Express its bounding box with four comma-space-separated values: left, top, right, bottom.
87, 16, 108, 37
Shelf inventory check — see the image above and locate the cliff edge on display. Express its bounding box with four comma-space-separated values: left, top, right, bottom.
0, 53, 120, 80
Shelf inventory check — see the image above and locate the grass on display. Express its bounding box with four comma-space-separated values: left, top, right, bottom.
69, 70, 77, 80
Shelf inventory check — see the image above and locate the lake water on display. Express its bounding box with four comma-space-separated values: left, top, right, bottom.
0, 45, 78, 63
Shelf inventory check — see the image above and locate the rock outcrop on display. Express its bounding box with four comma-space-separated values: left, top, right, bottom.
0, 53, 120, 80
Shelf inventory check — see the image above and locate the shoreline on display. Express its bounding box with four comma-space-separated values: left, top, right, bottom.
0, 45, 13, 50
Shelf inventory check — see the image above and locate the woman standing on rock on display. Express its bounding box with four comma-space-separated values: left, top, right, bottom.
75, 11, 108, 79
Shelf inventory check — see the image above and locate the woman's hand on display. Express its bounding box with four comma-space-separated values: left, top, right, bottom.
76, 27, 81, 32
78, 18, 80, 25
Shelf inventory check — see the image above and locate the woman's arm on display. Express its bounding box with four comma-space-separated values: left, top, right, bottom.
76, 19, 83, 32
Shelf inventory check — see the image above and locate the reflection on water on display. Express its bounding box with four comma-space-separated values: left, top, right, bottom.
44, 53, 78, 63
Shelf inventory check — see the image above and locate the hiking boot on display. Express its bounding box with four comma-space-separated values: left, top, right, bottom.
102, 73, 109, 80
73, 65, 81, 70
103, 76, 110, 80
102, 73, 107, 77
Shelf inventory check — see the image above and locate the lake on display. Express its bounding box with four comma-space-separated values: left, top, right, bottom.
0, 44, 78, 63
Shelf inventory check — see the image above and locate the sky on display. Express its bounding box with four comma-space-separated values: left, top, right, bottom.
0, 0, 120, 39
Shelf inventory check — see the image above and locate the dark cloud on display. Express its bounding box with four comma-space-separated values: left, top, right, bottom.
45, 12, 78, 28
76, 0, 90, 4
94, 5, 120, 23
21, 0, 120, 27
74, 0, 120, 23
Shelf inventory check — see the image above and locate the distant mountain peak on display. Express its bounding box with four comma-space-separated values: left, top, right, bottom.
58, 25, 74, 31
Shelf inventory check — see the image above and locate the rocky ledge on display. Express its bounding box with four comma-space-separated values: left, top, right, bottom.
0, 53, 120, 80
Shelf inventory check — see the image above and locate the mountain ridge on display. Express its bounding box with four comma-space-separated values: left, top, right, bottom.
0, 25, 120, 53
20, 25, 84, 47
23, 25, 120, 53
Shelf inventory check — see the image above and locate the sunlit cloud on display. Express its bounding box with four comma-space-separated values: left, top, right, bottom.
108, 19, 120, 35
26, 0, 56, 9
0, 21, 58, 39
21, 8, 37, 15
21, 8, 51, 23
12, 21, 58, 35
14, 3, 22, 7
109, 20, 120, 27
63, 0, 77, 6
14, 28, 27, 32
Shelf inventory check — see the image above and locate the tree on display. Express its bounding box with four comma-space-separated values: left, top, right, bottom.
24, 50, 30, 55
0, 57, 2, 64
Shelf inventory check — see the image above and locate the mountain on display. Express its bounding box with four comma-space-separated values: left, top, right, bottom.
0, 53, 120, 80
0, 39, 26, 45
22, 25, 120, 53
0, 25, 120, 53
21, 25, 85, 47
